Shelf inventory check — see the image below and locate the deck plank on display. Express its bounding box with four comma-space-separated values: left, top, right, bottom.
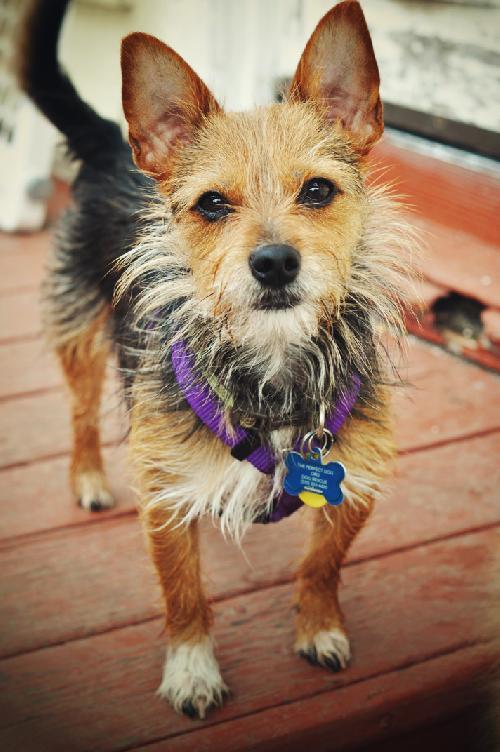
413, 217, 500, 310
0, 340, 61, 399
0, 373, 126, 469
0, 232, 48, 294
0, 290, 42, 343
392, 338, 500, 451
139, 644, 492, 752
0, 445, 134, 540
372, 139, 500, 246
0, 528, 497, 752
1, 432, 499, 657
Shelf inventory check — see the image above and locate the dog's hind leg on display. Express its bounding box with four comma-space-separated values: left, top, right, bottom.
57, 310, 114, 511
42, 209, 115, 511
42, 207, 113, 511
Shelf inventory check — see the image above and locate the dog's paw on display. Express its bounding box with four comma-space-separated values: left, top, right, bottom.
296, 628, 351, 672
158, 638, 229, 720
75, 471, 115, 512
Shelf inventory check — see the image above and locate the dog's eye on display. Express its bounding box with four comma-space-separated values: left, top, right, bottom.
297, 178, 337, 207
195, 191, 233, 221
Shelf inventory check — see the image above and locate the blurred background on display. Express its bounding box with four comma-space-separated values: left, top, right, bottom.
49, 0, 500, 140
1, 0, 500, 218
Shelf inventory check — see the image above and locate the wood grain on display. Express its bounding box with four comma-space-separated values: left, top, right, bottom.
0, 340, 61, 399
0, 372, 126, 469
413, 217, 500, 310
0, 290, 42, 343
0, 445, 135, 540
140, 644, 493, 752
372, 139, 500, 246
1, 431, 498, 658
0, 231, 48, 293
0, 528, 497, 752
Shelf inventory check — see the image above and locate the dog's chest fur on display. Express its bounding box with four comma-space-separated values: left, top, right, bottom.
132, 394, 383, 541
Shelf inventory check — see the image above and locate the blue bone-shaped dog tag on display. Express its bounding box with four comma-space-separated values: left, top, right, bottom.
283, 451, 345, 508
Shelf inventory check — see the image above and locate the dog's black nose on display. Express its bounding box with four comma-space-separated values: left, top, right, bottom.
249, 244, 301, 288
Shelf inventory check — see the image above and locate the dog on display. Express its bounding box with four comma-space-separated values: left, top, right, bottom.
19, 0, 415, 719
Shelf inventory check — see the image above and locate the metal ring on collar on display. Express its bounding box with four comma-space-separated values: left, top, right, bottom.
301, 428, 334, 460
316, 403, 326, 438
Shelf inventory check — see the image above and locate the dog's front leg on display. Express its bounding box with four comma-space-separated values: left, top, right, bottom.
295, 394, 393, 671
141, 505, 228, 718
295, 500, 373, 671
130, 401, 228, 718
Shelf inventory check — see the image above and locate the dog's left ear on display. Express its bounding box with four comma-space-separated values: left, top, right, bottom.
290, 0, 383, 155
121, 32, 220, 180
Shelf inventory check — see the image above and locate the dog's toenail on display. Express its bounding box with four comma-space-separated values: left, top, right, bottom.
300, 648, 318, 666
325, 654, 341, 672
181, 700, 198, 719
89, 500, 103, 512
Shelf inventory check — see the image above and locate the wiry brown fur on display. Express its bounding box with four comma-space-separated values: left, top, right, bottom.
22, 0, 419, 720
115, 104, 416, 444
57, 309, 114, 511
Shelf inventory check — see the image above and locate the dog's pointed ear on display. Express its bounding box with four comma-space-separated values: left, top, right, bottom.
290, 1, 383, 155
121, 33, 220, 179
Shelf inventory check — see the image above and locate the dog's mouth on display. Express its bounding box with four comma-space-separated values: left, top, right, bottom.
253, 290, 302, 311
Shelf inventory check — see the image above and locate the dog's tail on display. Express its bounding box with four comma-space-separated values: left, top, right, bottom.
17, 0, 124, 170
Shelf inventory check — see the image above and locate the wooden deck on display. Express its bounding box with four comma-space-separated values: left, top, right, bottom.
1, 145, 500, 751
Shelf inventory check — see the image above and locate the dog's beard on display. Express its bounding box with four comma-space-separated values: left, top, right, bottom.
216, 302, 320, 375
160, 290, 379, 423
118, 271, 388, 428
115, 181, 417, 423
155, 254, 371, 421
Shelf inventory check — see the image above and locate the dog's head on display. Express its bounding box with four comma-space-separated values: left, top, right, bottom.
120, 1, 411, 407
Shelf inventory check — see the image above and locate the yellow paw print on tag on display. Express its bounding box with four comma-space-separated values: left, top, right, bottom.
299, 491, 327, 508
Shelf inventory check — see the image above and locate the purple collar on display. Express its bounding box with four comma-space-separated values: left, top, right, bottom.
171, 338, 360, 523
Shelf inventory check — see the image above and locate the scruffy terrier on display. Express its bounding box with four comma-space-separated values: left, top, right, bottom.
20, 0, 415, 719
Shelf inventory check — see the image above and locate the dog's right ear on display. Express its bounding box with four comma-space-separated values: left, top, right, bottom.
121, 33, 220, 180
